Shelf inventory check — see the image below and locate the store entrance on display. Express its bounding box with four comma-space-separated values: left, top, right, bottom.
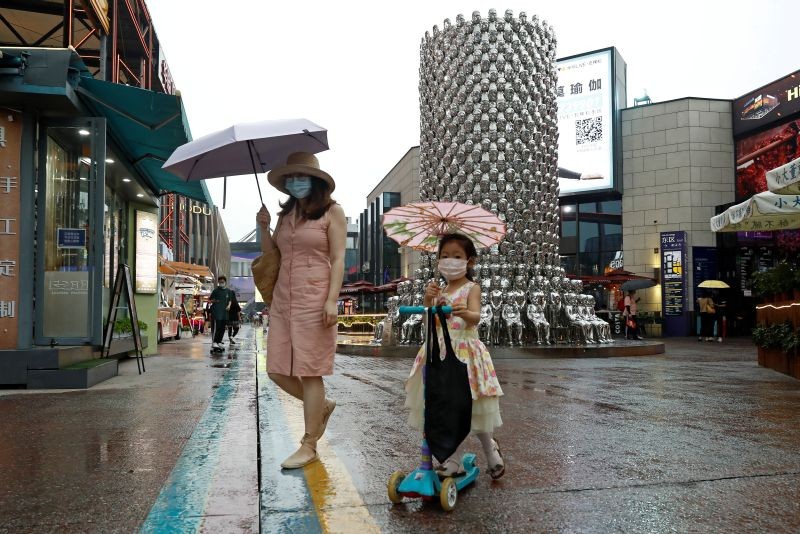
35, 119, 106, 345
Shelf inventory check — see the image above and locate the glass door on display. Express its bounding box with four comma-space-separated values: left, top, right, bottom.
35, 118, 105, 345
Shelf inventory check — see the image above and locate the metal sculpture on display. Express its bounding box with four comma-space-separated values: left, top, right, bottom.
379, 10, 614, 347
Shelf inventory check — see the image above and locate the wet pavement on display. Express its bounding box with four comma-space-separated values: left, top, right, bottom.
1, 328, 799, 532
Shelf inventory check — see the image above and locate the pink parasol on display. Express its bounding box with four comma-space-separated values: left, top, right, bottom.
382, 201, 506, 252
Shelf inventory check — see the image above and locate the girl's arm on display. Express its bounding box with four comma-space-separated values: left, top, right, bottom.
323, 204, 347, 327
453, 283, 481, 327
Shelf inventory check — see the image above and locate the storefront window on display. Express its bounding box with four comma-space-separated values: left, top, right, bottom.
41, 127, 93, 338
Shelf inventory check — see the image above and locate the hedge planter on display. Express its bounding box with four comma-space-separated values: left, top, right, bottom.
757, 347, 800, 379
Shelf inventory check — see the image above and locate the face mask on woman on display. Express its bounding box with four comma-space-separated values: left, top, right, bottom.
285, 176, 313, 199
438, 258, 468, 281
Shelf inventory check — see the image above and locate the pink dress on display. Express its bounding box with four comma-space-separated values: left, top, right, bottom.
405, 281, 503, 434
267, 208, 336, 376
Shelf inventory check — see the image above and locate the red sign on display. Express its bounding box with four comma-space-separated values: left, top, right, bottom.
0, 111, 22, 349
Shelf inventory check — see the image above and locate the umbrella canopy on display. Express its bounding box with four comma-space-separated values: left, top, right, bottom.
382, 201, 506, 252
766, 156, 800, 195
620, 279, 658, 291
698, 280, 730, 289
162, 118, 328, 204
711, 191, 800, 232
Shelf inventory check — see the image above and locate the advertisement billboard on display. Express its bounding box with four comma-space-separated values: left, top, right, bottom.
135, 211, 159, 294
556, 48, 618, 196
733, 69, 800, 137
735, 116, 800, 201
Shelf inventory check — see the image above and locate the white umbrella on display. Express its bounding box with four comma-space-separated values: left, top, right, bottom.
710, 191, 800, 232
162, 118, 328, 205
766, 155, 800, 195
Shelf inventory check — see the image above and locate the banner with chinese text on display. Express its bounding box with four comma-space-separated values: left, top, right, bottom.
660, 231, 689, 336
0, 112, 21, 349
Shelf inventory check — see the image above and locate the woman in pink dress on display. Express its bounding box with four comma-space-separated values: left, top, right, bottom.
256, 152, 346, 469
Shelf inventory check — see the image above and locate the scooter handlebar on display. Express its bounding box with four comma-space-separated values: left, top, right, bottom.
398, 305, 453, 314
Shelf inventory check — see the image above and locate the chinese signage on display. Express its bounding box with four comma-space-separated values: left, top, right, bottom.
556, 49, 615, 196
0, 111, 21, 349
57, 228, 87, 249
733, 68, 800, 137
135, 210, 158, 294
660, 231, 687, 322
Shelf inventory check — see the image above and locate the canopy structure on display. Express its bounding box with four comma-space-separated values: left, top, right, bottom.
160, 261, 214, 281
76, 76, 213, 204
711, 191, 800, 232
574, 268, 655, 286
766, 156, 800, 195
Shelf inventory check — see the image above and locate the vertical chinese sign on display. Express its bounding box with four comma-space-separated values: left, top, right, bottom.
0, 112, 21, 349
660, 231, 688, 336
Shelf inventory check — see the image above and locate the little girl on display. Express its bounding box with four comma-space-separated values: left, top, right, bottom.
404, 233, 505, 479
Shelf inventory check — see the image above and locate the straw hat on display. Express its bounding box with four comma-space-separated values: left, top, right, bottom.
268, 152, 335, 194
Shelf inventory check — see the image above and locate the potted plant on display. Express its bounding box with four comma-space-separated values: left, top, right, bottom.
113, 317, 149, 339
753, 321, 798, 376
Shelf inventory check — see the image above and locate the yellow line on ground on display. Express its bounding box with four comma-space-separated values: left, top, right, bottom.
256, 329, 380, 534
276, 390, 381, 534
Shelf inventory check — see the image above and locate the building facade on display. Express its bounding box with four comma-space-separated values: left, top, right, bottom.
358, 147, 419, 310
0, 2, 225, 385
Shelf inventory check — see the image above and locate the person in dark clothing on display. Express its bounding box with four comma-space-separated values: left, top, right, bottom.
209, 276, 232, 351
227, 292, 241, 344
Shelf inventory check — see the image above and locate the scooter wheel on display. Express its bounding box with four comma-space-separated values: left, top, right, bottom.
440, 477, 458, 511
387, 471, 405, 504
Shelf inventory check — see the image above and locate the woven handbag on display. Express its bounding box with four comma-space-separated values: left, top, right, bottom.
251, 218, 282, 305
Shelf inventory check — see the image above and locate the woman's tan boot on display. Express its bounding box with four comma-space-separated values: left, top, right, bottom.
280, 433, 319, 470
319, 399, 336, 439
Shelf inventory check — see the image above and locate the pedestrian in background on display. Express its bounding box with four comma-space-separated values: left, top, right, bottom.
697, 291, 717, 342
209, 276, 231, 352
227, 290, 241, 344
256, 152, 346, 469
624, 290, 642, 340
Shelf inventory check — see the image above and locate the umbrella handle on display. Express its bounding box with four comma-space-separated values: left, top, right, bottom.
246, 140, 265, 205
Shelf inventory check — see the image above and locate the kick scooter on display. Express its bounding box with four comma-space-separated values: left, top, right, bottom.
387, 305, 480, 512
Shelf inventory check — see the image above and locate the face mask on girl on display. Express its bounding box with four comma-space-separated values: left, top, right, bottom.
438, 258, 468, 281
285, 176, 313, 199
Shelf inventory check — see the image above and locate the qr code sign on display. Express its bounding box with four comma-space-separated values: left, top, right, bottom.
575, 116, 602, 145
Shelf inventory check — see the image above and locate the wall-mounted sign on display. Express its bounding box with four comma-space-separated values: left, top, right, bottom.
190, 205, 212, 215
733, 68, 800, 137
135, 211, 158, 294
556, 48, 621, 197
57, 228, 86, 249
660, 231, 689, 336
0, 111, 21, 349
692, 246, 718, 307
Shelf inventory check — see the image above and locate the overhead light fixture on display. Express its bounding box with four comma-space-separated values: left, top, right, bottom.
563, 206, 573, 212
122, 177, 131, 182
136, 193, 145, 198
79, 157, 91, 165
78, 129, 90, 136
80, 177, 87, 181
105, 158, 114, 164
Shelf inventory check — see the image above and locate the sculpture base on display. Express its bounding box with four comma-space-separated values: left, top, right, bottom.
336, 339, 665, 359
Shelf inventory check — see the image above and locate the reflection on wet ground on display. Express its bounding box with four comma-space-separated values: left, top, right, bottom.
1, 331, 799, 532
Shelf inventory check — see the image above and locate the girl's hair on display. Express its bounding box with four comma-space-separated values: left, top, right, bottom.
278, 176, 335, 220
438, 233, 477, 281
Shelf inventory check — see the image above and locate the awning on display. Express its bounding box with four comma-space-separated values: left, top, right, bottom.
76, 76, 213, 204
160, 260, 214, 280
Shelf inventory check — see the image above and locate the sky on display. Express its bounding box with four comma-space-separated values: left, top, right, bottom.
147, 0, 800, 242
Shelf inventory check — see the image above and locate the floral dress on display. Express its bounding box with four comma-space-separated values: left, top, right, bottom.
404, 281, 503, 434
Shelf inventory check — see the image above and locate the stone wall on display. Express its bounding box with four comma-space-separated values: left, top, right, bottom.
621, 98, 734, 321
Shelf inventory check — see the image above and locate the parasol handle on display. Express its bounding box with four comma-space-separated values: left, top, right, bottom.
399, 305, 452, 314
246, 139, 265, 205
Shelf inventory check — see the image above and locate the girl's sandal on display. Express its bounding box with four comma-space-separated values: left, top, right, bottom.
488, 439, 505, 480
435, 457, 465, 478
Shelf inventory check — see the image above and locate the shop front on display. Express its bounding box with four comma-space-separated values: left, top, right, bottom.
0, 48, 212, 386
